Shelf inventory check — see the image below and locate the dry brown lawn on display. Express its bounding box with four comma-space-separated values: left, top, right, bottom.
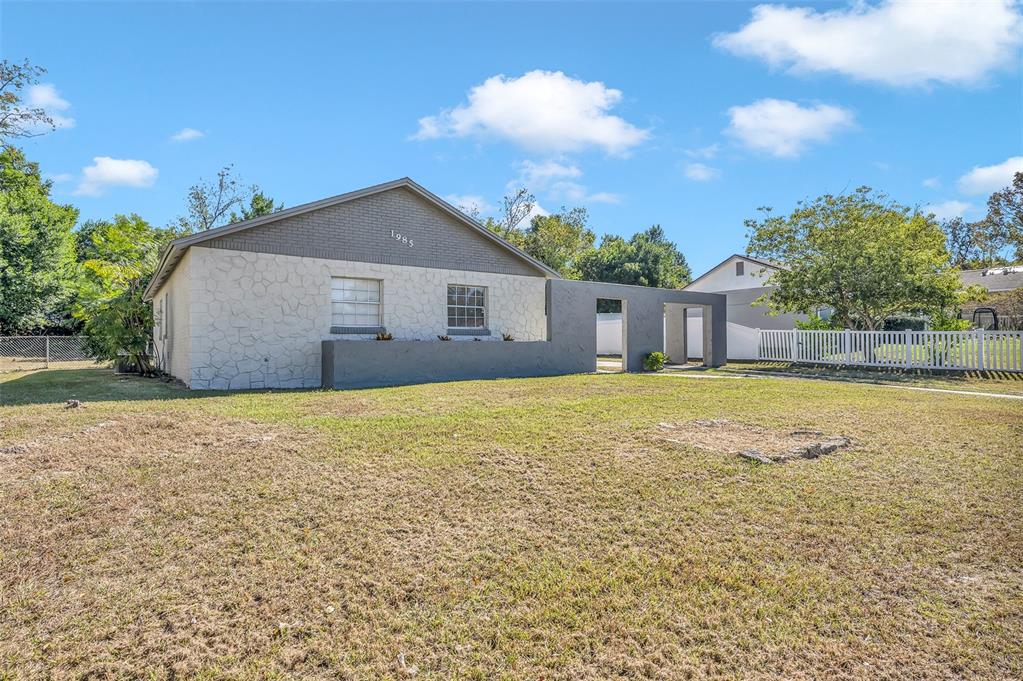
0, 368, 1021, 679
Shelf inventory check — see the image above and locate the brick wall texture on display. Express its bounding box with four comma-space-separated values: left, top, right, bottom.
206, 186, 544, 278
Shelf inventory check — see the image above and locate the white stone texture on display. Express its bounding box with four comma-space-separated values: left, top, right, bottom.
180, 246, 546, 389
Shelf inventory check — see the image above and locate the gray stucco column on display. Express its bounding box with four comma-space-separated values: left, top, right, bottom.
664, 304, 686, 364
702, 300, 727, 367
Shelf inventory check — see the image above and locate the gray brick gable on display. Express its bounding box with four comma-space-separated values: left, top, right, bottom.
205, 187, 543, 277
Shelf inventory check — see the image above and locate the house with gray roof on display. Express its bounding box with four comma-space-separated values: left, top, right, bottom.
959, 265, 1023, 329
144, 178, 727, 389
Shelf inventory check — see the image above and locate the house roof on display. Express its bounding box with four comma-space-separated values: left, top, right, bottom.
143, 177, 560, 301
683, 253, 784, 291
959, 265, 1023, 293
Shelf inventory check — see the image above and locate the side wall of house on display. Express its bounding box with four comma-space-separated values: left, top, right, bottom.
186, 246, 548, 390
152, 249, 193, 382
686, 256, 776, 293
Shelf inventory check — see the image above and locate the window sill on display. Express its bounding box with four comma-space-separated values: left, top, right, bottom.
447, 328, 490, 337
331, 326, 385, 335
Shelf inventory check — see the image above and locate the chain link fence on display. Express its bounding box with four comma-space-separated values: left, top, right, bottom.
0, 336, 102, 372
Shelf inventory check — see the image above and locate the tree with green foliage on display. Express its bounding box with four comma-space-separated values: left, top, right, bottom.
229, 190, 283, 223
483, 188, 535, 242
577, 225, 691, 289
72, 214, 179, 374
0, 146, 77, 333
0, 59, 56, 141
746, 187, 982, 330
942, 217, 984, 269
178, 166, 279, 233
985, 171, 1023, 261
519, 207, 595, 279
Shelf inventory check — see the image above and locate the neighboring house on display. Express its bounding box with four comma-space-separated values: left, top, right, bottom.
682, 254, 808, 360
143, 178, 727, 389
959, 265, 1023, 329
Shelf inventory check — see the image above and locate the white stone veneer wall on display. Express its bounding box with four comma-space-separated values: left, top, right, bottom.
186, 246, 548, 389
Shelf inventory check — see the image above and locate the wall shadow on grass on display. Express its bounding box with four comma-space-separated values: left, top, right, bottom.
0, 368, 305, 407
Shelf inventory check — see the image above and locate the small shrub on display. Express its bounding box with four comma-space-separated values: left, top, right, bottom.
502, 333, 515, 341
472, 337, 481, 341
643, 351, 667, 372
437, 335, 451, 341
375, 331, 393, 341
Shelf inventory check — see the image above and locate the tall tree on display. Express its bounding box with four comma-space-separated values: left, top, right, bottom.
0, 147, 77, 333
520, 207, 595, 279
577, 225, 691, 289
72, 215, 177, 374
484, 187, 535, 242
178, 166, 250, 233
178, 166, 280, 233
746, 187, 981, 330
942, 217, 982, 269
0, 59, 55, 142
229, 190, 283, 223
985, 171, 1023, 261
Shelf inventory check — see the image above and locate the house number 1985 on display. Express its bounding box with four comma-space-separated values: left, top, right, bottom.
390, 230, 414, 248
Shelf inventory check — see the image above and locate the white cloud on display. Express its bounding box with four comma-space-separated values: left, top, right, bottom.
548, 181, 621, 204
714, 0, 1023, 87
74, 157, 158, 197
725, 98, 855, 158
171, 127, 205, 142
413, 70, 649, 155
444, 194, 494, 216
684, 162, 721, 181
26, 83, 75, 129
685, 144, 719, 159
923, 200, 971, 221
514, 159, 582, 190
922, 177, 941, 189
957, 156, 1023, 195
509, 159, 619, 204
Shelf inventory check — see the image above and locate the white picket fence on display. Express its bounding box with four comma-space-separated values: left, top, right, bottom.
758, 329, 1023, 372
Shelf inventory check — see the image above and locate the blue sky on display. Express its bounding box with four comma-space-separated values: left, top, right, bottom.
8, 0, 1023, 275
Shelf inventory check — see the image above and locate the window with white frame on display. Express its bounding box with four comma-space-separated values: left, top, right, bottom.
447, 284, 486, 329
331, 277, 382, 328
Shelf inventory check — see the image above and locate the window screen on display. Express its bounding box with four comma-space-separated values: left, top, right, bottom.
736, 261, 745, 276
331, 278, 381, 328
447, 285, 486, 329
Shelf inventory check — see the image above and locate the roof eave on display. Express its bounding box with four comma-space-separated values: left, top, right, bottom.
142, 177, 560, 301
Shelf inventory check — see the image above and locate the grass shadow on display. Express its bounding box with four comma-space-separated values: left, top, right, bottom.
0, 368, 232, 406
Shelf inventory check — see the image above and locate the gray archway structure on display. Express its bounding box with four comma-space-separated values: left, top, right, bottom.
548, 280, 726, 372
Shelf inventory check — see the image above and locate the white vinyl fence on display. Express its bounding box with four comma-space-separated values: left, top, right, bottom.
758, 329, 1023, 372
0, 336, 97, 371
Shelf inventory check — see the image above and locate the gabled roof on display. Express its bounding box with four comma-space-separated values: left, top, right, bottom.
143, 177, 560, 300
683, 253, 784, 291
959, 265, 1023, 293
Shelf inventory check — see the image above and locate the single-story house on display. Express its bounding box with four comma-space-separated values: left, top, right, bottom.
959, 265, 1023, 330
681, 254, 808, 360
143, 178, 727, 389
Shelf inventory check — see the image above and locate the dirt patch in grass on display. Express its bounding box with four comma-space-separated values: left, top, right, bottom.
654, 418, 853, 463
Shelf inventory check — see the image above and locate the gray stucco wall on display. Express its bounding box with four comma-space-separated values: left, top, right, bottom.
323, 279, 726, 389
686, 286, 808, 330
205, 186, 544, 278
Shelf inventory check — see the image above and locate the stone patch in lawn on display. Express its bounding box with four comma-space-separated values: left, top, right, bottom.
655, 419, 852, 464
